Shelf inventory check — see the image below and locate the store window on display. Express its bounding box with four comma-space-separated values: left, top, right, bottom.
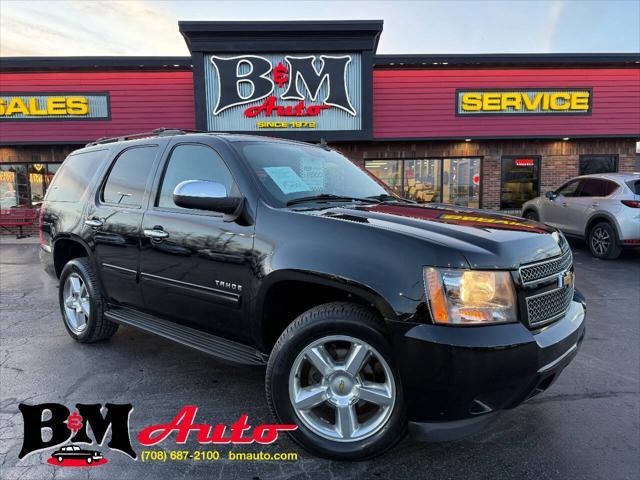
365, 157, 481, 207
364, 160, 403, 196
500, 156, 540, 209
0, 163, 62, 209
404, 159, 441, 203
579, 155, 618, 175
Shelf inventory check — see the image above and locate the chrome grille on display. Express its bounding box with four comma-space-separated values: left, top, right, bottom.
519, 248, 572, 286
526, 284, 574, 328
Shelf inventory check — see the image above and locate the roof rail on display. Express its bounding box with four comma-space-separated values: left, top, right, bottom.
86, 127, 204, 147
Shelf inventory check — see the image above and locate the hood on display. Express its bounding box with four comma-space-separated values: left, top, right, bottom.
293, 202, 563, 269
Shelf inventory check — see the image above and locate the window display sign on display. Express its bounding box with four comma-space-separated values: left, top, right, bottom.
0, 93, 110, 121
203, 54, 362, 131
456, 89, 591, 115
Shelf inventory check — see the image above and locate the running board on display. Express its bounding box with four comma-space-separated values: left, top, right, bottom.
105, 306, 267, 366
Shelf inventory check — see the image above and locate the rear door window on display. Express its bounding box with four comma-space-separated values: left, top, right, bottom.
45, 149, 110, 202
101, 146, 159, 207
579, 179, 618, 197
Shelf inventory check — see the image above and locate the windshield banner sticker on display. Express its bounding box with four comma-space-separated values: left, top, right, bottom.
264, 166, 310, 194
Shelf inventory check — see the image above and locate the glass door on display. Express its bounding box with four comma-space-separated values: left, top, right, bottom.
442, 158, 481, 208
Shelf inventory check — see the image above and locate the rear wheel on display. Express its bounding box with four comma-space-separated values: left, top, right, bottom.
59, 258, 119, 342
265, 302, 406, 460
588, 222, 621, 259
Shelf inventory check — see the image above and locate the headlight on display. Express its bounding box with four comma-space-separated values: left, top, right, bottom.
424, 267, 517, 325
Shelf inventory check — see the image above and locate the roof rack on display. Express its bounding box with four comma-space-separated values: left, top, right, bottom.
86, 127, 204, 147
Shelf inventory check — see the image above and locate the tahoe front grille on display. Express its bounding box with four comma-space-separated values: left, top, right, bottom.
525, 284, 574, 328
519, 248, 572, 286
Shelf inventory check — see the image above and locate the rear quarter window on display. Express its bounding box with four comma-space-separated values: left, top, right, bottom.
45, 149, 110, 202
626, 179, 640, 195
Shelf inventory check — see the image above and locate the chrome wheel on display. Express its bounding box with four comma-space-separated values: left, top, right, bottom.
591, 226, 610, 256
289, 335, 396, 443
63, 273, 90, 334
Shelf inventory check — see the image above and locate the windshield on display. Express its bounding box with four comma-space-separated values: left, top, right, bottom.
237, 142, 392, 206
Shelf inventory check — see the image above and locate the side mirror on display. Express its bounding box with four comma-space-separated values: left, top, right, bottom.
173, 180, 243, 221
545, 191, 557, 200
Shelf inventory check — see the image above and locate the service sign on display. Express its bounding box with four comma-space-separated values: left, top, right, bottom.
0, 93, 110, 121
203, 53, 362, 131
456, 89, 592, 115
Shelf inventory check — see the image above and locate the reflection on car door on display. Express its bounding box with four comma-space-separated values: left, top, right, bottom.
562, 179, 610, 236
139, 142, 255, 343
543, 179, 582, 230
86, 144, 164, 308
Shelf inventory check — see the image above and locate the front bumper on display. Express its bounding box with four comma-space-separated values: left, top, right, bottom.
390, 293, 586, 441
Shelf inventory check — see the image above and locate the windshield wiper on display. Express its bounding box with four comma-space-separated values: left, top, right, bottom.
364, 194, 415, 203
286, 194, 380, 206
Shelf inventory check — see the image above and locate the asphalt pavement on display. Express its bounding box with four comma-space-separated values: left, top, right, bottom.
0, 237, 638, 480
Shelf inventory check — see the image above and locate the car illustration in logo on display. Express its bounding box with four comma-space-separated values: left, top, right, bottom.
50, 445, 103, 465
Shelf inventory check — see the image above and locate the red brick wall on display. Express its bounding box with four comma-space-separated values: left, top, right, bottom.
333, 139, 637, 210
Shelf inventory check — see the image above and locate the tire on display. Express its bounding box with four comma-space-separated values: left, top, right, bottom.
524, 210, 539, 221
265, 302, 406, 461
588, 221, 621, 259
58, 258, 119, 343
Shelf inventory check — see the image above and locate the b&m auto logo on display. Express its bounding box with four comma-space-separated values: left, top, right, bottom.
204, 52, 362, 131
18, 402, 298, 467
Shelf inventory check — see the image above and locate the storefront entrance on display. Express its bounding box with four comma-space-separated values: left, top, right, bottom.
365, 157, 481, 208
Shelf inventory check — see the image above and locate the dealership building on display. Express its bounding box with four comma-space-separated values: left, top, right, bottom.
1, 20, 639, 219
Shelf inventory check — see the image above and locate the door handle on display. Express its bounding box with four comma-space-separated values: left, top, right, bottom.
84, 218, 104, 228
591, 203, 599, 208
143, 228, 169, 240
561, 202, 568, 207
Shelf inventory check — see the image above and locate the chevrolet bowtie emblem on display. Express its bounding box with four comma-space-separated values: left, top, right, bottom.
560, 270, 573, 288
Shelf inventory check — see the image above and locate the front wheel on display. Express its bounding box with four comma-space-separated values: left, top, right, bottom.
588, 222, 621, 259
524, 210, 539, 221
265, 302, 406, 460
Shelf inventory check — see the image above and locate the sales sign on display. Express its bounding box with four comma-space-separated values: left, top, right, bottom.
203, 53, 362, 131
0, 93, 110, 121
457, 89, 592, 115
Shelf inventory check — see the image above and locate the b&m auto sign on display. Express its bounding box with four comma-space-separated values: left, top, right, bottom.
203, 53, 362, 131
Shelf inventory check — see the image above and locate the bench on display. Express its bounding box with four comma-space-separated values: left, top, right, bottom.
0, 208, 39, 238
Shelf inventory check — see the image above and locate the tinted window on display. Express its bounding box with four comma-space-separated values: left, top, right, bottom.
102, 146, 158, 207
626, 179, 640, 194
579, 155, 618, 175
557, 180, 581, 197
500, 157, 540, 209
46, 149, 109, 202
579, 179, 619, 197
157, 144, 236, 209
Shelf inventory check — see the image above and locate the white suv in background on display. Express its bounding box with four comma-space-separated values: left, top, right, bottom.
522, 173, 640, 259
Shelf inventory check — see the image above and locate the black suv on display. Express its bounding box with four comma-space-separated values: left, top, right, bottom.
40, 129, 586, 460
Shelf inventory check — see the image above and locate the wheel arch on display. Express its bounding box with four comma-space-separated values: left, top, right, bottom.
52, 234, 94, 278
585, 212, 621, 240
255, 269, 397, 353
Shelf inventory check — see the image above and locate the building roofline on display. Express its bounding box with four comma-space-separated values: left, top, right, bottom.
0, 56, 193, 72
179, 20, 384, 53
374, 53, 640, 68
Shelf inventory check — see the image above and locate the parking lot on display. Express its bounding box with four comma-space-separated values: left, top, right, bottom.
0, 237, 638, 480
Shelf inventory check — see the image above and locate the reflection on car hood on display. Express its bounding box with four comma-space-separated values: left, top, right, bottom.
293, 202, 563, 269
